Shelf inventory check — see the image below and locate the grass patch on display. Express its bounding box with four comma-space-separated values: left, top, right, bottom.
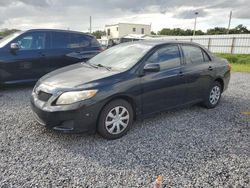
216, 53, 250, 72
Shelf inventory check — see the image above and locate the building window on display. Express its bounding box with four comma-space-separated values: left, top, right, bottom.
141, 28, 144, 34
133, 28, 136, 32
116, 27, 118, 31
107, 29, 110, 36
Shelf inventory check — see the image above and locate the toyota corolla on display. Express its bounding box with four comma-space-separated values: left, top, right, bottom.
31, 41, 230, 139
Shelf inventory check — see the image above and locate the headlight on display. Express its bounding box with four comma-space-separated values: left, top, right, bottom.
56, 90, 98, 105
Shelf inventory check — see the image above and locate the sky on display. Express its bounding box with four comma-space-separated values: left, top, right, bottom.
0, 0, 250, 32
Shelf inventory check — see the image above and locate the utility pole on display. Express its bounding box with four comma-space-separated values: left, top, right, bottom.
89, 16, 92, 34
193, 12, 199, 36
227, 11, 232, 34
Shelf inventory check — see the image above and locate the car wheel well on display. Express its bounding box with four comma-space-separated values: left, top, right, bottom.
214, 78, 224, 92
99, 96, 137, 122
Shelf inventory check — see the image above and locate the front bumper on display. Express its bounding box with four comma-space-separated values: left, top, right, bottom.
30, 85, 104, 133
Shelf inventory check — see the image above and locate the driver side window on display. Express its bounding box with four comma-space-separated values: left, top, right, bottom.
15, 32, 46, 50
146, 45, 181, 70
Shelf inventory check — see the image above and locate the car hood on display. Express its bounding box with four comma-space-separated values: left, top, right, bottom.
40, 63, 120, 89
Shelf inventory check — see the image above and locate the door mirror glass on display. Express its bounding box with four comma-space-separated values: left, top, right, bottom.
143, 63, 160, 72
10, 43, 20, 50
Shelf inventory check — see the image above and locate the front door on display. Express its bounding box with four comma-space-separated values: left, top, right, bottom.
4, 31, 49, 83
141, 44, 187, 115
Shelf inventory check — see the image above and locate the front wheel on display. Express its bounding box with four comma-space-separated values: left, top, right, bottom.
202, 81, 222, 109
97, 99, 134, 139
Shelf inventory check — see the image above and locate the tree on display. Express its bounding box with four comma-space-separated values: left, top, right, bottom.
207, 27, 228, 35
158, 28, 204, 36
91, 30, 106, 39
151, 31, 156, 35
229, 24, 250, 34
0, 29, 20, 37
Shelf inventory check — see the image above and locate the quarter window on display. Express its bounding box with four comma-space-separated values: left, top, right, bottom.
69, 33, 90, 48
182, 45, 204, 64
146, 45, 181, 70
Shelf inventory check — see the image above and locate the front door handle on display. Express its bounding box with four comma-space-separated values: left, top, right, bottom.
208, 66, 213, 71
38, 52, 46, 57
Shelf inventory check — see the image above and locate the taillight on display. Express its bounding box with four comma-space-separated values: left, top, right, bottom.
228, 64, 232, 71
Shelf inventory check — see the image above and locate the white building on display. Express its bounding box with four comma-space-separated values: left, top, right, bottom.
105, 23, 151, 39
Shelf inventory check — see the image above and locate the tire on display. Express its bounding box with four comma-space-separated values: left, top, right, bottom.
97, 99, 134, 139
202, 81, 222, 109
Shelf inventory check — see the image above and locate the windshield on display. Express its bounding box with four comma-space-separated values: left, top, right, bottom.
0, 31, 23, 48
88, 43, 152, 71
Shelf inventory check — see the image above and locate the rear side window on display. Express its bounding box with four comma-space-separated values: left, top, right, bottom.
51, 32, 70, 49
203, 51, 211, 62
69, 33, 90, 48
146, 45, 181, 70
182, 45, 204, 64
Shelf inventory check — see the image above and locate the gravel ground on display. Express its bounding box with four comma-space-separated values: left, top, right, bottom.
0, 72, 249, 188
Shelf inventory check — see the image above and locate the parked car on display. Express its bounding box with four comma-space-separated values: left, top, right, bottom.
31, 41, 231, 139
0, 29, 102, 85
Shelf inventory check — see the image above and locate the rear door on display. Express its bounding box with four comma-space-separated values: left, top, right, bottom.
141, 44, 186, 114
180, 44, 214, 102
3, 31, 49, 82
46, 31, 72, 72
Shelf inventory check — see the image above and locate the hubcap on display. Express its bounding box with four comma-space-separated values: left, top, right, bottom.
209, 86, 221, 105
105, 106, 130, 135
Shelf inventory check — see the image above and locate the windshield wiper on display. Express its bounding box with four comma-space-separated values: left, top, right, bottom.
96, 64, 112, 71
82, 61, 98, 69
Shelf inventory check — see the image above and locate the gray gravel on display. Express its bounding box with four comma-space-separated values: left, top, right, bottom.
0, 72, 249, 188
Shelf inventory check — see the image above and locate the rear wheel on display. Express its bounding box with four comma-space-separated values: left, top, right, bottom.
97, 99, 134, 139
202, 81, 222, 109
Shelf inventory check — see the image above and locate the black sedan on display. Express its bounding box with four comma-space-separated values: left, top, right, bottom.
31, 41, 231, 139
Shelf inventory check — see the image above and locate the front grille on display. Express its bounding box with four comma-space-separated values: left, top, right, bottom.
37, 91, 52, 102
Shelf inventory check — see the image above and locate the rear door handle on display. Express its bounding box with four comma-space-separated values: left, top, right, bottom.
179, 71, 184, 76
208, 66, 213, 71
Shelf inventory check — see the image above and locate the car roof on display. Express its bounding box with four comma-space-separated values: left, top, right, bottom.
129, 40, 202, 47
25, 29, 93, 37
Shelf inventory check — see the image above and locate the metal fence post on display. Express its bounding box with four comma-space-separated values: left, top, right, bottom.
208, 38, 211, 50
231, 37, 236, 54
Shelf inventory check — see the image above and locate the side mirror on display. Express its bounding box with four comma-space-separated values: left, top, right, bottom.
10, 43, 20, 50
143, 63, 160, 72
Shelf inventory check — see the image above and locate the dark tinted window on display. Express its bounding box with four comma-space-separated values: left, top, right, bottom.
90, 37, 101, 48
146, 45, 181, 70
203, 51, 210, 62
51, 32, 70, 49
182, 45, 204, 64
69, 33, 90, 48
15, 32, 46, 50
141, 28, 144, 34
